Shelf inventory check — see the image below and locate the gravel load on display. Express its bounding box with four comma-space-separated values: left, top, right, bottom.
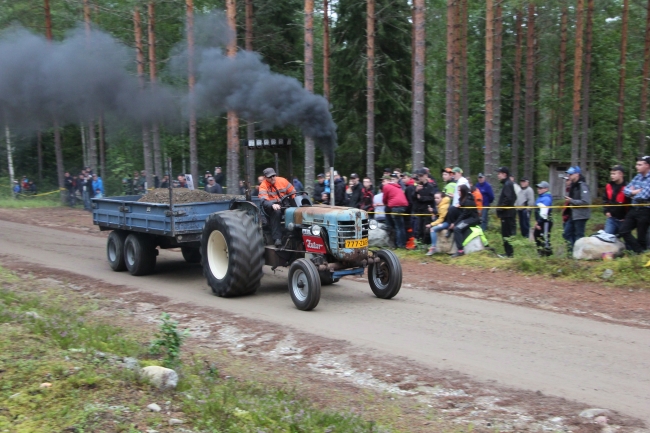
138, 188, 244, 204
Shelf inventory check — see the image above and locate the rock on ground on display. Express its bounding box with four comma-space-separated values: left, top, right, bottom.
368, 222, 393, 248
573, 237, 625, 260
147, 403, 161, 412
141, 366, 179, 390
436, 230, 485, 255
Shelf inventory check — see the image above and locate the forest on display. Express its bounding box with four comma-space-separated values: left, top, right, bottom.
0, 0, 648, 195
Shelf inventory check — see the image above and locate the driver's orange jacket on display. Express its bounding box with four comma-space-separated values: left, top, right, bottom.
258, 176, 296, 206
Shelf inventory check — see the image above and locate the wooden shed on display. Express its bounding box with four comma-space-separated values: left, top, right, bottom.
545, 160, 597, 200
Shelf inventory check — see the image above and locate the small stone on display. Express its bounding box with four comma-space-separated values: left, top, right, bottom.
39, 382, 52, 388
601, 269, 614, 280
147, 403, 161, 412
141, 366, 179, 390
94, 351, 106, 358
594, 415, 608, 425
122, 357, 139, 370
579, 408, 611, 419
550, 417, 563, 424
25, 311, 41, 320
168, 418, 184, 425
9, 393, 21, 399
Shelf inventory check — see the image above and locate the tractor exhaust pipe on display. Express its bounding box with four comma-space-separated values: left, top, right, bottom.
329, 166, 335, 206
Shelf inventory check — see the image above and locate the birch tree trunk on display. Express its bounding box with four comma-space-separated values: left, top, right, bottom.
483, 0, 494, 176
148, 1, 163, 182
490, 0, 503, 177
580, 0, 594, 170
367, 0, 376, 180
245, 0, 255, 185
523, 4, 535, 180
226, 0, 240, 194
186, 0, 198, 185
639, 0, 650, 155
570, 0, 585, 166
134, 7, 154, 190
445, 0, 456, 167
304, 0, 315, 195
412, 0, 425, 171
511, 11, 523, 179
556, 6, 568, 157
5, 126, 15, 189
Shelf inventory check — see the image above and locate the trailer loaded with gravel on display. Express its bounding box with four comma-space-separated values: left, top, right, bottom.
92, 188, 402, 310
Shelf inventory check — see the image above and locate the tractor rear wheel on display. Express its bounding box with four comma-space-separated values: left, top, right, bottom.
368, 249, 402, 299
201, 210, 263, 297
288, 259, 321, 311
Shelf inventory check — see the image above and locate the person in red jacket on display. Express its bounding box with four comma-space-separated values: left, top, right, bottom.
382, 174, 409, 248
603, 165, 631, 236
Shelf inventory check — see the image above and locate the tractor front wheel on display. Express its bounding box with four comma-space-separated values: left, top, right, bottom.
288, 259, 321, 311
368, 249, 402, 299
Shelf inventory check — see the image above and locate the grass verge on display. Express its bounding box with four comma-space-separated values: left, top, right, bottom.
0, 267, 394, 433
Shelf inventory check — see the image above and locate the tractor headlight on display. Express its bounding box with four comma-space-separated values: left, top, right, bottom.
368, 219, 378, 230
310, 224, 321, 236
287, 222, 295, 231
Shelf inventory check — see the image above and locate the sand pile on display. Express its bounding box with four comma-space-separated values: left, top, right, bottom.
138, 188, 244, 204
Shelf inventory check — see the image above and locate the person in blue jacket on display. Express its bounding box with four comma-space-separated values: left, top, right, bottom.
476, 173, 494, 232
533, 181, 553, 256
92, 174, 104, 196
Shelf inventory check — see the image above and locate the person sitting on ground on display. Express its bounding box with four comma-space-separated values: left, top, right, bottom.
426, 191, 451, 256
258, 168, 296, 248
449, 184, 481, 258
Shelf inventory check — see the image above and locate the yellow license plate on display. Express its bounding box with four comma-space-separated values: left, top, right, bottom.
345, 238, 368, 248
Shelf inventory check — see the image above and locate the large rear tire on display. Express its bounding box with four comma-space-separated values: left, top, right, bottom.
201, 210, 263, 297
124, 233, 157, 276
368, 249, 402, 299
181, 247, 201, 264
107, 230, 127, 272
288, 259, 321, 311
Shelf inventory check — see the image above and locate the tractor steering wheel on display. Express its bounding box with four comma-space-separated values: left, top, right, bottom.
280, 191, 308, 208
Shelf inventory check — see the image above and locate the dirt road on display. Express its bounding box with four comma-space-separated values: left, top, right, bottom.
1, 218, 649, 428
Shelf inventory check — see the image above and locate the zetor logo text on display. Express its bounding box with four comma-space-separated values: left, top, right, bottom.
303, 236, 325, 253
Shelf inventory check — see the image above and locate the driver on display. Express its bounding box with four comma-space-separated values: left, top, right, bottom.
258, 168, 296, 247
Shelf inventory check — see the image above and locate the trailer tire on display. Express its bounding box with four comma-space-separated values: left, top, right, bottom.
368, 249, 402, 299
107, 230, 128, 272
181, 247, 201, 264
124, 233, 157, 276
201, 210, 263, 297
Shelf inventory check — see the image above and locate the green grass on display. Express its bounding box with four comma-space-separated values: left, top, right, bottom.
0, 179, 63, 208
396, 207, 650, 289
0, 266, 396, 433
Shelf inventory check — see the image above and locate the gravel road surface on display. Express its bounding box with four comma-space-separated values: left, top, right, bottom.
1, 219, 648, 425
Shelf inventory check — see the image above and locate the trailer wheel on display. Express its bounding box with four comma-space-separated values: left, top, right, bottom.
181, 247, 201, 264
288, 259, 321, 311
107, 230, 128, 272
201, 210, 263, 297
124, 233, 157, 276
368, 249, 402, 299
319, 270, 340, 286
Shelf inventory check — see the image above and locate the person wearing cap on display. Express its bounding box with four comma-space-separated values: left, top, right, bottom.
451, 167, 469, 207
441, 167, 456, 197
603, 165, 631, 236
562, 166, 591, 253
258, 168, 296, 247
205, 176, 223, 194
382, 174, 409, 248
534, 181, 553, 256
620, 156, 650, 253
347, 173, 363, 208
313, 173, 327, 203
516, 177, 535, 239
476, 173, 494, 231
496, 167, 517, 257
413, 169, 437, 243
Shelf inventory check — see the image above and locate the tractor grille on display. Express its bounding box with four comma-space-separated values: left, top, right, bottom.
337, 219, 369, 248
